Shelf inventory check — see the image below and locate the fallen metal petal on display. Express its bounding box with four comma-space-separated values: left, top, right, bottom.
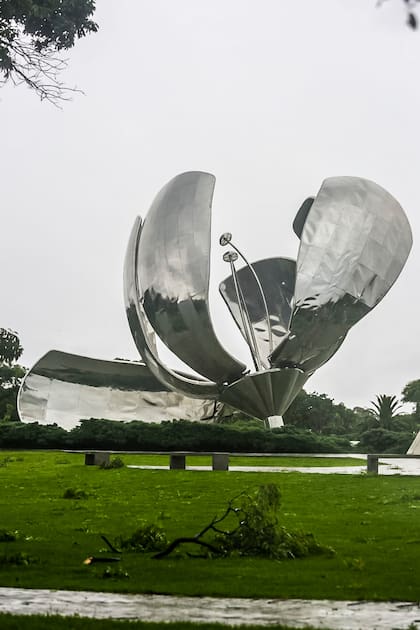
18, 351, 218, 430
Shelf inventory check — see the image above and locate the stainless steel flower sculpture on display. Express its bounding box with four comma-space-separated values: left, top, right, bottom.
123, 171, 412, 422
19, 171, 412, 428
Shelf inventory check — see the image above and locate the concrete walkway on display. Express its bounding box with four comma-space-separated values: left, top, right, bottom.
1, 587, 420, 629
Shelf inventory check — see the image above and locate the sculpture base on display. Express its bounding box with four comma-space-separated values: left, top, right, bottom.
220, 368, 308, 421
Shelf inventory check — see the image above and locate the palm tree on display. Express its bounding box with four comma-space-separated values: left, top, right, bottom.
369, 394, 402, 430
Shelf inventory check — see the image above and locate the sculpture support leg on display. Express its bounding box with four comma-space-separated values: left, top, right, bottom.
85, 452, 110, 467
170, 454, 186, 470
367, 455, 379, 475
212, 454, 229, 471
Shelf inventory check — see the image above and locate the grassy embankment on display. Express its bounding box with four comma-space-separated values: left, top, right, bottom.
0, 451, 419, 603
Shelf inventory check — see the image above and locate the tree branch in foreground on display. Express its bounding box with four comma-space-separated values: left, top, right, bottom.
0, 35, 81, 105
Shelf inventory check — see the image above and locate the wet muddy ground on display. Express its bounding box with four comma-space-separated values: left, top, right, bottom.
1, 587, 420, 629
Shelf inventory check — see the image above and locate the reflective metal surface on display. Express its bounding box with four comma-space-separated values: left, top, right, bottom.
123, 215, 219, 399
124, 216, 158, 357
219, 368, 308, 421
138, 171, 246, 384
270, 177, 413, 373
18, 351, 218, 430
219, 258, 296, 368
293, 197, 314, 239
407, 431, 420, 455
18, 172, 413, 427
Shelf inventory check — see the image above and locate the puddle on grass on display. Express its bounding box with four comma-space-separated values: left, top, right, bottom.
128, 456, 420, 476
1, 587, 420, 629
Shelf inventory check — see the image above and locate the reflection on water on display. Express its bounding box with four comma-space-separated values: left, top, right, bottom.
129, 456, 420, 476
0, 587, 420, 629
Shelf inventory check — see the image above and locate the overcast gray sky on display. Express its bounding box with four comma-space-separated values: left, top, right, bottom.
1, 0, 419, 410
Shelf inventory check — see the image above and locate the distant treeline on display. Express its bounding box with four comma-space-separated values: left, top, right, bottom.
0, 418, 413, 453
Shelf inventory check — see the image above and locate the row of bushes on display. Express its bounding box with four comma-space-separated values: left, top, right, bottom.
0, 418, 353, 453
0, 419, 413, 453
358, 428, 413, 454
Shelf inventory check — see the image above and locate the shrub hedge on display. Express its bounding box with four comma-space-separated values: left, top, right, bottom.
0, 419, 353, 453
358, 427, 413, 453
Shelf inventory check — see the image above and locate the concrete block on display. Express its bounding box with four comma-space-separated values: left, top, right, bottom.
212, 454, 229, 471
170, 454, 186, 469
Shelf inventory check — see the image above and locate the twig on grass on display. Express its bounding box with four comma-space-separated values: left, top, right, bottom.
153, 493, 245, 559
101, 534, 121, 554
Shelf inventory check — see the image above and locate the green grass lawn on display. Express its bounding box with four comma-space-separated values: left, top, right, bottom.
0, 450, 419, 602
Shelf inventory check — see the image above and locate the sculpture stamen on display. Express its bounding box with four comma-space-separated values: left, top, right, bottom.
219, 232, 274, 355
223, 250, 261, 371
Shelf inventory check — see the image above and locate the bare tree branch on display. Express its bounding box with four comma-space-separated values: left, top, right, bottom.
153, 493, 246, 559
0, 2, 98, 104
0, 33, 82, 105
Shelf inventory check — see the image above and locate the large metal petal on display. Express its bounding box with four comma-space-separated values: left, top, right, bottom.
124, 216, 219, 399
18, 351, 219, 430
219, 257, 296, 367
219, 368, 308, 421
138, 171, 246, 385
271, 177, 413, 373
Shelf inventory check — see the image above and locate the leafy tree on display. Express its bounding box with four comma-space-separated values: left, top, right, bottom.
284, 391, 333, 433
0, 328, 22, 364
0, 0, 98, 103
402, 379, 420, 421
284, 390, 357, 435
369, 394, 402, 430
0, 329, 25, 422
352, 406, 377, 434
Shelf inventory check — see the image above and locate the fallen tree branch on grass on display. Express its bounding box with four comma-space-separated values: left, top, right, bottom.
152, 484, 334, 560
